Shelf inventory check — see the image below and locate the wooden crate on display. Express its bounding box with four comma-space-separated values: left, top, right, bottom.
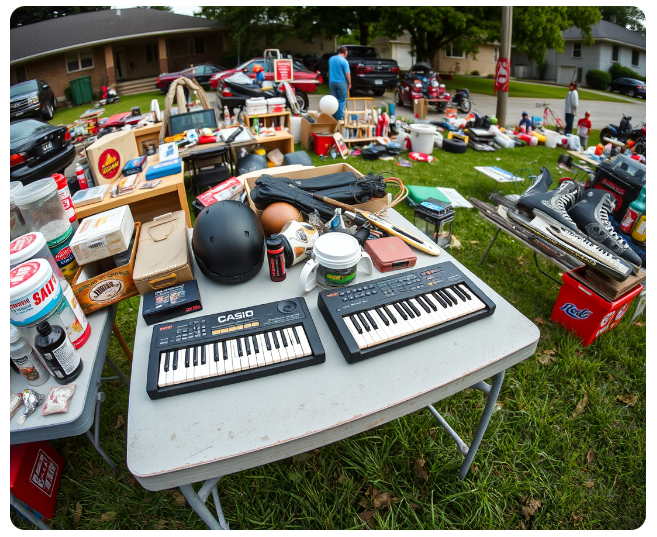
341, 97, 378, 144
71, 222, 141, 314
243, 111, 291, 135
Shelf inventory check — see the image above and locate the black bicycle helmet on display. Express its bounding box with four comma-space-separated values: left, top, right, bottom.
192, 201, 265, 284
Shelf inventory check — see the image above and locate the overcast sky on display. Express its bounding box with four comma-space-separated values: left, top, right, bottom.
113, 6, 200, 16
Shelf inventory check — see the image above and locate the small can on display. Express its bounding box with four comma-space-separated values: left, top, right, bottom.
266, 236, 286, 282
631, 214, 646, 244
620, 206, 640, 234
49, 226, 79, 282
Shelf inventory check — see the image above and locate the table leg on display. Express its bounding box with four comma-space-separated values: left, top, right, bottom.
533, 252, 562, 285
478, 228, 500, 267
10, 493, 52, 530
104, 355, 130, 388
84, 392, 118, 472
471, 172, 482, 196
630, 287, 646, 323
179, 478, 229, 530
178, 183, 192, 227
426, 370, 505, 481
112, 322, 133, 362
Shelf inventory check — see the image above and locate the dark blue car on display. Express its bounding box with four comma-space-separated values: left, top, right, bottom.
608, 77, 646, 99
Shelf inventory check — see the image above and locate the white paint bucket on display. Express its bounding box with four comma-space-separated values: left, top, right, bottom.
409, 124, 436, 155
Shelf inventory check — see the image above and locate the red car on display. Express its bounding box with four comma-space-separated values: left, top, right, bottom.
156, 64, 226, 93
210, 57, 322, 110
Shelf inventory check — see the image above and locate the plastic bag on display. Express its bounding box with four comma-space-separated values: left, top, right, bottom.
267, 148, 284, 167
10, 390, 22, 419
42, 384, 76, 416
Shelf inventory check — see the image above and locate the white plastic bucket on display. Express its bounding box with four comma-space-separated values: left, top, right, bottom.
267, 97, 286, 113
290, 116, 302, 142
544, 129, 560, 149
409, 124, 436, 155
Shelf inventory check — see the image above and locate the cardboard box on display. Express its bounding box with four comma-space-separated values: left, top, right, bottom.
70, 205, 135, 265
413, 99, 428, 120
243, 163, 389, 219
85, 130, 139, 186
299, 113, 340, 150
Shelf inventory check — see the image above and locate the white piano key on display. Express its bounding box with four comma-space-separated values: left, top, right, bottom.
359, 312, 384, 344
345, 316, 368, 349
378, 308, 405, 339
246, 335, 258, 369
269, 332, 282, 363
197, 345, 211, 379
276, 330, 291, 361
185, 347, 195, 382
229, 339, 241, 372
423, 294, 449, 323
295, 326, 313, 356
284, 327, 303, 359
209, 343, 220, 377
408, 298, 432, 329
259, 333, 274, 365
238, 337, 250, 370
158, 352, 169, 388
399, 302, 423, 332
172, 349, 187, 384
371, 310, 395, 341
354, 315, 377, 347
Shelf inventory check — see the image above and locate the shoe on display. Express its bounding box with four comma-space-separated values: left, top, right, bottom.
519, 166, 553, 199
568, 189, 642, 267
516, 180, 581, 232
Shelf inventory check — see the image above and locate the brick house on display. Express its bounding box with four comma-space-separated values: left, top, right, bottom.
10, 8, 228, 102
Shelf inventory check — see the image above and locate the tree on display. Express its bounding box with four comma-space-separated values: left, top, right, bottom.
294, 7, 381, 46
10, 6, 109, 28
599, 7, 645, 35
136, 6, 173, 12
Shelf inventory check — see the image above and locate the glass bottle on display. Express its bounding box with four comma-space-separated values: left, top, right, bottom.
34, 320, 83, 384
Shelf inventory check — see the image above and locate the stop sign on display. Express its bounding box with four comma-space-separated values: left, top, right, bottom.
494, 58, 509, 93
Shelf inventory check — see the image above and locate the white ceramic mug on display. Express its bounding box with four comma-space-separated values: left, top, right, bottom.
299, 233, 373, 292
278, 220, 319, 266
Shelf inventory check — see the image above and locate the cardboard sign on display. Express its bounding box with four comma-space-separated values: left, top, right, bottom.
274, 59, 294, 82
494, 57, 510, 93
413, 99, 427, 120
333, 133, 348, 159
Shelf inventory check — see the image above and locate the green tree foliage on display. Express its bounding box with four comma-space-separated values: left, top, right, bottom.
585, 69, 612, 90
10, 6, 110, 28
136, 6, 173, 12
294, 7, 381, 46
599, 7, 645, 35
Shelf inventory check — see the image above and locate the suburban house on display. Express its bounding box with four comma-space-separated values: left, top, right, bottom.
512, 19, 646, 84
10, 8, 228, 101
371, 31, 500, 75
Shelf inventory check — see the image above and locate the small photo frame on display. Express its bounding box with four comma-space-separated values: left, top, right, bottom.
159, 142, 179, 163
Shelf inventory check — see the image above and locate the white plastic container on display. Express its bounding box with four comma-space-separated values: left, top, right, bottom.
267, 97, 286, 113
246, 105, 268, 116
246, 97, 266, 106
409, 124, 436, 155
290, 116, 302, 142
544, 129, 560, 149
10, 181, 30, 241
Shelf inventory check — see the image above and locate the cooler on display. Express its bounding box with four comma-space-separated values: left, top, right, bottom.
591, 154, 646, 219
11, 442, 65, 519
550, 267, 643, 346
311, 132, 335, 156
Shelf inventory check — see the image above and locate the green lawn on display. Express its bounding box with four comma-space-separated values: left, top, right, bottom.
48, 91, 167, 127
12, 130, 645, 530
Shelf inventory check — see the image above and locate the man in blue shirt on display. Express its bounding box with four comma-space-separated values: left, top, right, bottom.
328, 46, 351, 121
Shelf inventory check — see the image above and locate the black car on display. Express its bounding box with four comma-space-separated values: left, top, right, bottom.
156, 64, 226, 92
608, 77, 646, 99
10, 79, 57, 121
316, 53, 336, 79
10, 119, 76, 189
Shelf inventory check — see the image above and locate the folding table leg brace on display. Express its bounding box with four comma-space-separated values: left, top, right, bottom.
84, 390, 118, 472
426, 370, 505, 480
179, 477, 230, 530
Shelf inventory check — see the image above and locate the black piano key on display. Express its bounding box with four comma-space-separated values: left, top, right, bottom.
437, 289, 453, 306
163, 353, 170, 372
185, 348, 190, 368
351, 315, 363, 334
253, 335, 260, 354
237, 338, 243, 356
222, 340, 228, 360
214, 342, 220, 362
173, 351, 178, 370
443, 288, 459, 304
416, 296, 431, 313
201, 345, 206, 365
451, 285, 467, 302
272, 331, 280, 349
400, 301, 415, 318
421, 294, 437, 311
264, 332, 272, 350
407, 299, 422, 316
364, 310, 378, 330
280, 330, 288, 347
384, 305, 398, 323
458, 284, 472, 300
193, 346, 199, 367
431, 291, 448, 308
245, 336, 251, 355
357, 312, 371, 331
393, 303, 408, 320
376, 308, 390, 326
292, 326, 301, 344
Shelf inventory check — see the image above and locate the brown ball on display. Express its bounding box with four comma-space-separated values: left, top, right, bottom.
260, 202, 303, 236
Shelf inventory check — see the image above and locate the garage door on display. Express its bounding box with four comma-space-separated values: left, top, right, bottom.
559, 66, 576, 85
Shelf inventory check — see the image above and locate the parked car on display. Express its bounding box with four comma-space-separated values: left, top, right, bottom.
316, 53, 336, 80
319, 46, 399, 97
608, 78, 646, 99
209, 57, 322, 110
301, 54, 320, 71
10, 119, 76, 188
156, 64, 226, 92
10, 79, 57, 121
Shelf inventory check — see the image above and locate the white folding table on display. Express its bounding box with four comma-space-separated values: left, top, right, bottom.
126, 210, 540, 529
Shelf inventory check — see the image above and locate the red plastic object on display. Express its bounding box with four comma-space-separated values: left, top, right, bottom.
550, 267, 643, 346
11, 442, 64, 519
311, 132, 335, 156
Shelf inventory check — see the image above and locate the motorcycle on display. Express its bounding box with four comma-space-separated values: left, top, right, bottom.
600, 115, 646, 156
450, 88, 472, 114
395, 62, 451, 112
95, 86, 120, 108
220, 72, 304, 113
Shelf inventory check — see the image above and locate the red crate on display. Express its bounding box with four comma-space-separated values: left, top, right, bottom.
11, 442, 64, 520
551, 267, 643, 346
311, 132, 335, 156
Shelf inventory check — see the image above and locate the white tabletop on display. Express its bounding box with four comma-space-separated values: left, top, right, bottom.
127, 210, 539, 491
10, 304, 116, 444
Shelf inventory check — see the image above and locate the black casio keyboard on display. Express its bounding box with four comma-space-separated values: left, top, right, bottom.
317, 262, 496, 363
146, 297, 325, 399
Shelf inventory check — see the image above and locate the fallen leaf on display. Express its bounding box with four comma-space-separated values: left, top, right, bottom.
87, 463, 101, 477
521, 497, 542, 519
572, 393, 588, 417
586, 451, 595, 464
115, 414, 125, 429
372, 491, 397, 509
470, 240, 479, 244
537, 350, 557, 365
358, 499, 370, 509
413, 458, 429, 482
172, 491, 186, 507
517, 520, 527, 530
100, 512, 116, 523
571, 512, 583, 525
359, 509, 376, 528
410, 503, 420, 511
634, 321, 642, 327
617, 394, 637, 406
73, 502, 82, 524
338, 474, 347, 484
450, 235, 462, 249
584, 481, 594, 488
517, 256, 526, 266
534, 317, 546, 325
292, 452, 313, 464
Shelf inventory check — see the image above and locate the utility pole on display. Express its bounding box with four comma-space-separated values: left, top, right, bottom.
496, 6, 513, 126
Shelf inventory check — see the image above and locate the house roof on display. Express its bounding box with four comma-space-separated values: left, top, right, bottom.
371, 31, 412, 45
562, 20, 645, 49
11, 8, 221, 63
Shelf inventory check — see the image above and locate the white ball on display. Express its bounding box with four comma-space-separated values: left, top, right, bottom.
319, 95, 339, 115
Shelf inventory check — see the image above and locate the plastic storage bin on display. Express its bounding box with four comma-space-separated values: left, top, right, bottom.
69, 76, 94, 106
550, 267, 643, 346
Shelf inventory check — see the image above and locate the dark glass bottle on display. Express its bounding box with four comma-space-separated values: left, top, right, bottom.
34, 321, 83, 384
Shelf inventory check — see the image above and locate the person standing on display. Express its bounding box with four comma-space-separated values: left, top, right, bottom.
577, 110, 592, 148
564, 82, 579, 135
328, 46, 351, 121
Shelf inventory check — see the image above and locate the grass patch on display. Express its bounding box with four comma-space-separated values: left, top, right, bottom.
12, 131, 644, 530
445, 76, 629, 103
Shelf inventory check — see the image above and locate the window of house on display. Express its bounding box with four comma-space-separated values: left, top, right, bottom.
168, 38, 187, 58
12, 65, 27, 84
445, 43, 466, 59
145, 43, 158, 64
632, 50, 640, 67
188, 37, 205, 55
494, 47, 499, 62
573, 43, 582, 58
577, 67, 583, 84
65, 49, 94, 73
612, 45, 619, 63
